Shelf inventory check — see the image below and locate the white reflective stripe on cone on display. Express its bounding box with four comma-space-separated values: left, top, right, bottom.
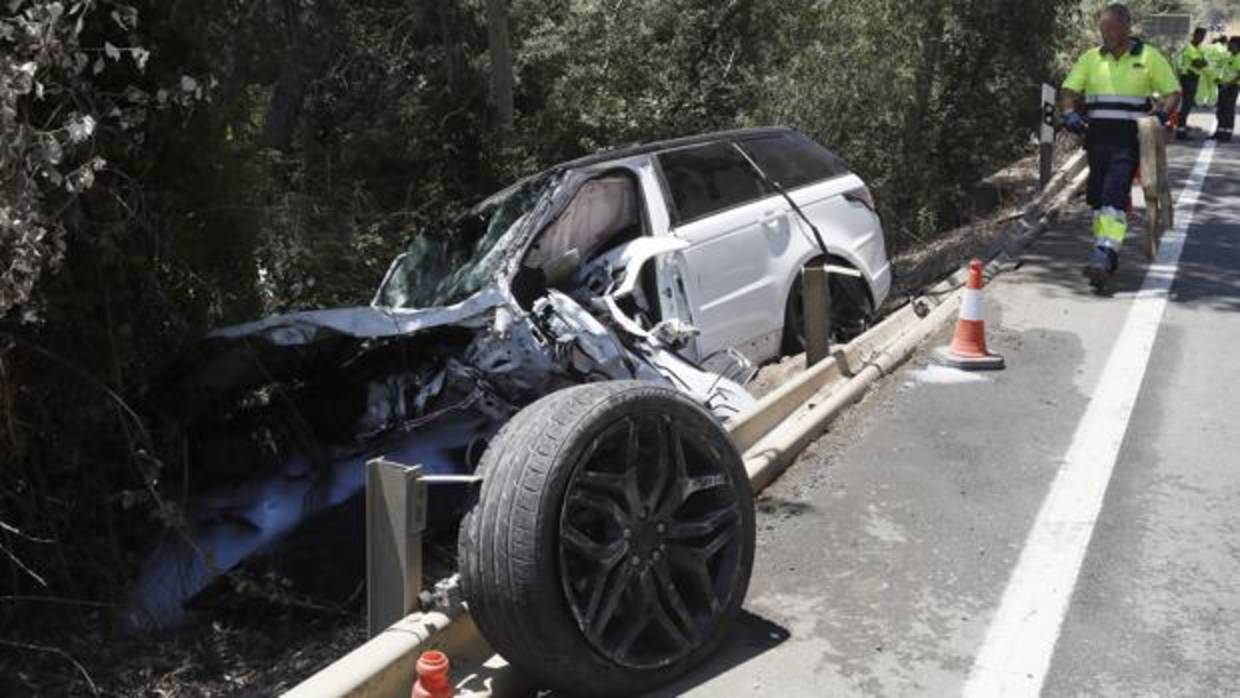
961, 288, 985, 322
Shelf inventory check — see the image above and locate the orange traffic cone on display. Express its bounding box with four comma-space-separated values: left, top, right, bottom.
412, 650, 454, 698
935, 258, 1005, 370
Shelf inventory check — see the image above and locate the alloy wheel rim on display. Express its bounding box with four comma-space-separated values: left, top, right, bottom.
558, 414, 744, 669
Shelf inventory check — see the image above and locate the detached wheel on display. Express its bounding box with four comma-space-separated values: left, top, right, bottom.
459, 381, 755, 697
781, 260, 874, 355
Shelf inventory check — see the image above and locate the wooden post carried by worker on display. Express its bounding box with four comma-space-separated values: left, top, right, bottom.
1137, 116, 1174, 260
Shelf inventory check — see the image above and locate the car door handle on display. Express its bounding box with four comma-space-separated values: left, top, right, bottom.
757, 210, 783, 225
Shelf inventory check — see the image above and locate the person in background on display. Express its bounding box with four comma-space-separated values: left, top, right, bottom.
1198, 35, 1231, 107
1209, 37, 1240, 142
1060, 4, 1181, 290
1176, 27, 1209, 139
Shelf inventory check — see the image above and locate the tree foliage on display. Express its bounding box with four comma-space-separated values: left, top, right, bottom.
0, 0, 203, 319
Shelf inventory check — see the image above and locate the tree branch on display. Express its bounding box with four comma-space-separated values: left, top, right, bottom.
0, 638, 100, 697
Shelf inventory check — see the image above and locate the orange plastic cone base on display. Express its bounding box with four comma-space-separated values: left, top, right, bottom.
412, 650, 454, 698
949, 319, 991, 358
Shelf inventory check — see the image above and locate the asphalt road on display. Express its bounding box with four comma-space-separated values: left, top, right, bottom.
463, 114, 1240, 698
644, 118, 1240, 697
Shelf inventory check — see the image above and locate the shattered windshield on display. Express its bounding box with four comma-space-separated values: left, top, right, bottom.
375, 174, 554, 308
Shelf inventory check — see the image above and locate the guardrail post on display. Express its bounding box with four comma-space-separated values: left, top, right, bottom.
803, 264, 831, 366
366, 458, 427, 638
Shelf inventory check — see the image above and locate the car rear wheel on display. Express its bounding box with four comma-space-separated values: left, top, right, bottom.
458, 381, 755, 697
781, 260, 874, 355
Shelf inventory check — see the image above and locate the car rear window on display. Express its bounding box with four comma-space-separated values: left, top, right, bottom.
657, 142, 769, 224
739, 133, 850, 190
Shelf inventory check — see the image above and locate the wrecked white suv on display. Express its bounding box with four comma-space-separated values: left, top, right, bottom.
133, 127, 889, 695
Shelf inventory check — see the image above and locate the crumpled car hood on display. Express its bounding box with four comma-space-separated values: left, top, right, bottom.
159, 287, 508, 406
208, 286, 507, 344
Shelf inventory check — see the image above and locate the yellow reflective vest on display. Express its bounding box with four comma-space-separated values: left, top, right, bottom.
1063, 40, 1180, 145
1178, 42, 1208, 76
1219, 51, 1240, 85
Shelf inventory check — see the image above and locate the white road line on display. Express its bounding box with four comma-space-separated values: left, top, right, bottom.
962, 139, 1218, 698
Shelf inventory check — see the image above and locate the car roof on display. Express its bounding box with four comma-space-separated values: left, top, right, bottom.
556, 126, 798, 171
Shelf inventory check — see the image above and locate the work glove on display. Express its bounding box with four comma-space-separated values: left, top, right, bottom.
1062, 111, 1087, 134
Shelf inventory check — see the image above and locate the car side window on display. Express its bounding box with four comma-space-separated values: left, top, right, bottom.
657, 142, 769, 224
739, 134, 849, 190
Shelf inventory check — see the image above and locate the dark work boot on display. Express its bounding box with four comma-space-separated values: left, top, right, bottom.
1083, 246, 1116, 292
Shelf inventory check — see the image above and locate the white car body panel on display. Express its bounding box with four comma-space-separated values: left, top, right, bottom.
782, 173, 892, 321
663, 171, 890, 365
671, 195, 791, 362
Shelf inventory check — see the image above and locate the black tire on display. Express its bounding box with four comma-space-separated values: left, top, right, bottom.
781, 260, 875, 355
458, 381, 755, 697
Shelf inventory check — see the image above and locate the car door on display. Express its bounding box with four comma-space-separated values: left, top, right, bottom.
657, 141, 789, 362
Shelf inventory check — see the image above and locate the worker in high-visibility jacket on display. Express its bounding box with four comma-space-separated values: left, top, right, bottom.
1200, 36, 1231, 107
1176, 27, 1210, 139
1060, 3, 1181, 291
1210, 37, 1240, 142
